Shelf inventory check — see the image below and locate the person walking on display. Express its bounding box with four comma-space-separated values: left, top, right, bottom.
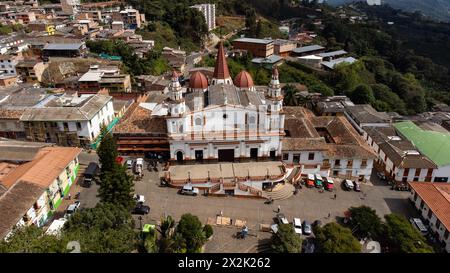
328, 212, 331, 218
277, 205, 281, 213
334, 193, 337, 200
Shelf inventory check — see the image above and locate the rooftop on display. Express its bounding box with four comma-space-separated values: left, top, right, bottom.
317, 50, 348, 58
409, 182, 450, 232
233, 38, 274, 45
43, 43, 83, 51
394, 121, 450, 166
20, 94, 112, 122
346, 104, 391, 124
292, 44, 325, 54
322, 57, 357, 69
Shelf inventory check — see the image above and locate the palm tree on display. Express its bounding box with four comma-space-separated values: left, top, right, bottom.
283, 84, 300, 106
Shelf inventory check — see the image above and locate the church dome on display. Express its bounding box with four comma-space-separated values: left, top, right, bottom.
234, 71, 254, 89
189, 71, 208, 89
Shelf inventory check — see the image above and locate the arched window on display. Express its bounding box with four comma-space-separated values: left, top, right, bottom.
249, 116, 256, 124
195, 117, 202, 126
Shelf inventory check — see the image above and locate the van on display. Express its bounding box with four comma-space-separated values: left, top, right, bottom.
410, 218, 428, 235
314, 174, 323, 188
325, 177, 334, 191
306, 174, 315, 188
83, 162, 99, 187
344, 179, 354, 191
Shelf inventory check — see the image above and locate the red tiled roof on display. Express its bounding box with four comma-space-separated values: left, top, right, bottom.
234, 71, 254, 88
190, 71, 208, 89
409, 182, 450, 231
213, 41, 230, 80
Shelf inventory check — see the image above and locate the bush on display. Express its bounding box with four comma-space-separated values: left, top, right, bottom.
203, 224, 214, 239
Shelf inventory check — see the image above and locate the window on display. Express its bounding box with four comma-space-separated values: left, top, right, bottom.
361, 159, 367, 167
249, 116, 256, 124
414, 192, 418, 201
347, 160, 353, 167
428, 209, 433, 219
76, 122, 81, 130
436, 219, 441, 230
413, 177, 419, 181
63, 122, 69, 131
445, 229, 449, 240
293, 154, 300, 164
308, 153, 314, 160
415, 169, 421, 176
335, 159, 341, 166
195, 117, 202, 126
283, 153, 289, 161
403, 168, 410, 177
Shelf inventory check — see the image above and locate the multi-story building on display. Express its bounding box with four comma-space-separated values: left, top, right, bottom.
42, 42, 86, 61
408, 182, 450, 253
273, 39, 297, 57
112, 6, 145, 29
15, 60, 48, 83
0, 54, 19, 76
191, 3, 216, 31
0, 141, 81, 240
281, 107, 376, 182
78, 65, 131, 93
20, 94, 115, 148
233, 38, 274, 58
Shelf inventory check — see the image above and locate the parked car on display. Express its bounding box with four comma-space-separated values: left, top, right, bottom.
277, 213, 289, 225
293, 218, 302, 234
409, 218, 429, 235
65, 201, 81, 218
325, 177, 334, 191
314, 174, 323, 188
302, 220, 312, 235
83, 162, 99, 187
179, 184, 199, 196
306, 174, 315, 188
133, 194, 145, 204
343, 179, 354, 191
126, 159, 133, 169
133, 204, 150, 215
271, 224, 279, 234
353, 181, 361, 192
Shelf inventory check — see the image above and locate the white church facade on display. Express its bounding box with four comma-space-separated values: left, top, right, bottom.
165, 42, 285, 164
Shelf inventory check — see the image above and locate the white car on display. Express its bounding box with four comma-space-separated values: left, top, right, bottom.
64, 201, 81, 218
133, 194, 145, 203
126, 159, 133, 169
293, 218, 302, 235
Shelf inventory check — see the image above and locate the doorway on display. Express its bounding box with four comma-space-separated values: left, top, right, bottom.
195, 150, 204, 162
270, 150, 276, 160
218, 149, 234, 162
250, 148, 258, 159
176, 151, 183, 163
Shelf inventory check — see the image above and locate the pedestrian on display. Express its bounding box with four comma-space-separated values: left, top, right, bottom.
277, 205, 281, 213
328, 212, 331, 218
334, 193, 337, 200
219, 210, 223, 217
68, 193, 71, 200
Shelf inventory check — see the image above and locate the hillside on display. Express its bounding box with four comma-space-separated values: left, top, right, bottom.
325, 0, 450, 21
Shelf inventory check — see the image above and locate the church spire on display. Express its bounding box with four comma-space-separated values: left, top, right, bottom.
212, 41, 232, 85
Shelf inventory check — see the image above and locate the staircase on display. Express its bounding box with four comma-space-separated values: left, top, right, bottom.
264, 183, 296, 200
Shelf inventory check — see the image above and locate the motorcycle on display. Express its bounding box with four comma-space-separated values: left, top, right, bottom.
75, 192, 81, 199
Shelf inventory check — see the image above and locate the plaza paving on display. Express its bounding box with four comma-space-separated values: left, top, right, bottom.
133, 161, 416, 253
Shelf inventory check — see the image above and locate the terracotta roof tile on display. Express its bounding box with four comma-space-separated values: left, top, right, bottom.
409, 182, 450, 231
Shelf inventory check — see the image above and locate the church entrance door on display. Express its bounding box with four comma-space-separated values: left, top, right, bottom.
176, 151, 183, 163
195, 150, 203, 162
250, 148, 258, 159
218, 149, 234, 162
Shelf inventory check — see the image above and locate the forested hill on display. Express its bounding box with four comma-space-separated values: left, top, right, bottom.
325, 0, 450, 22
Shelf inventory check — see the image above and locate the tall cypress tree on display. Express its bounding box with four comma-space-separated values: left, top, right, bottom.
97, 125, 118, 178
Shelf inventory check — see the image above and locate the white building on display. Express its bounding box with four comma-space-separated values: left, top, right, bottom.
191, 3, 216, 31
20, 94, 115, 147
165, 41, 284, 163
409, 182, 450, 253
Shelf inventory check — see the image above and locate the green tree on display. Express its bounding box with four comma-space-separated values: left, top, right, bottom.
176, 213, 207, 253
98, 164, 134, 209
383, 214, 433, 253
0, 225, 65, 253
350, 84, 375, 104
283, 84, 299, 106
62, 203, 137, 253
314, 223, 362, 253
270, 224, 302, 253
203, 224, 214, 239
97, 126, 118, 176
348, 206, 383, 239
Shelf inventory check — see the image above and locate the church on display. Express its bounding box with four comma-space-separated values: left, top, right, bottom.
166, 41, 285, 163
